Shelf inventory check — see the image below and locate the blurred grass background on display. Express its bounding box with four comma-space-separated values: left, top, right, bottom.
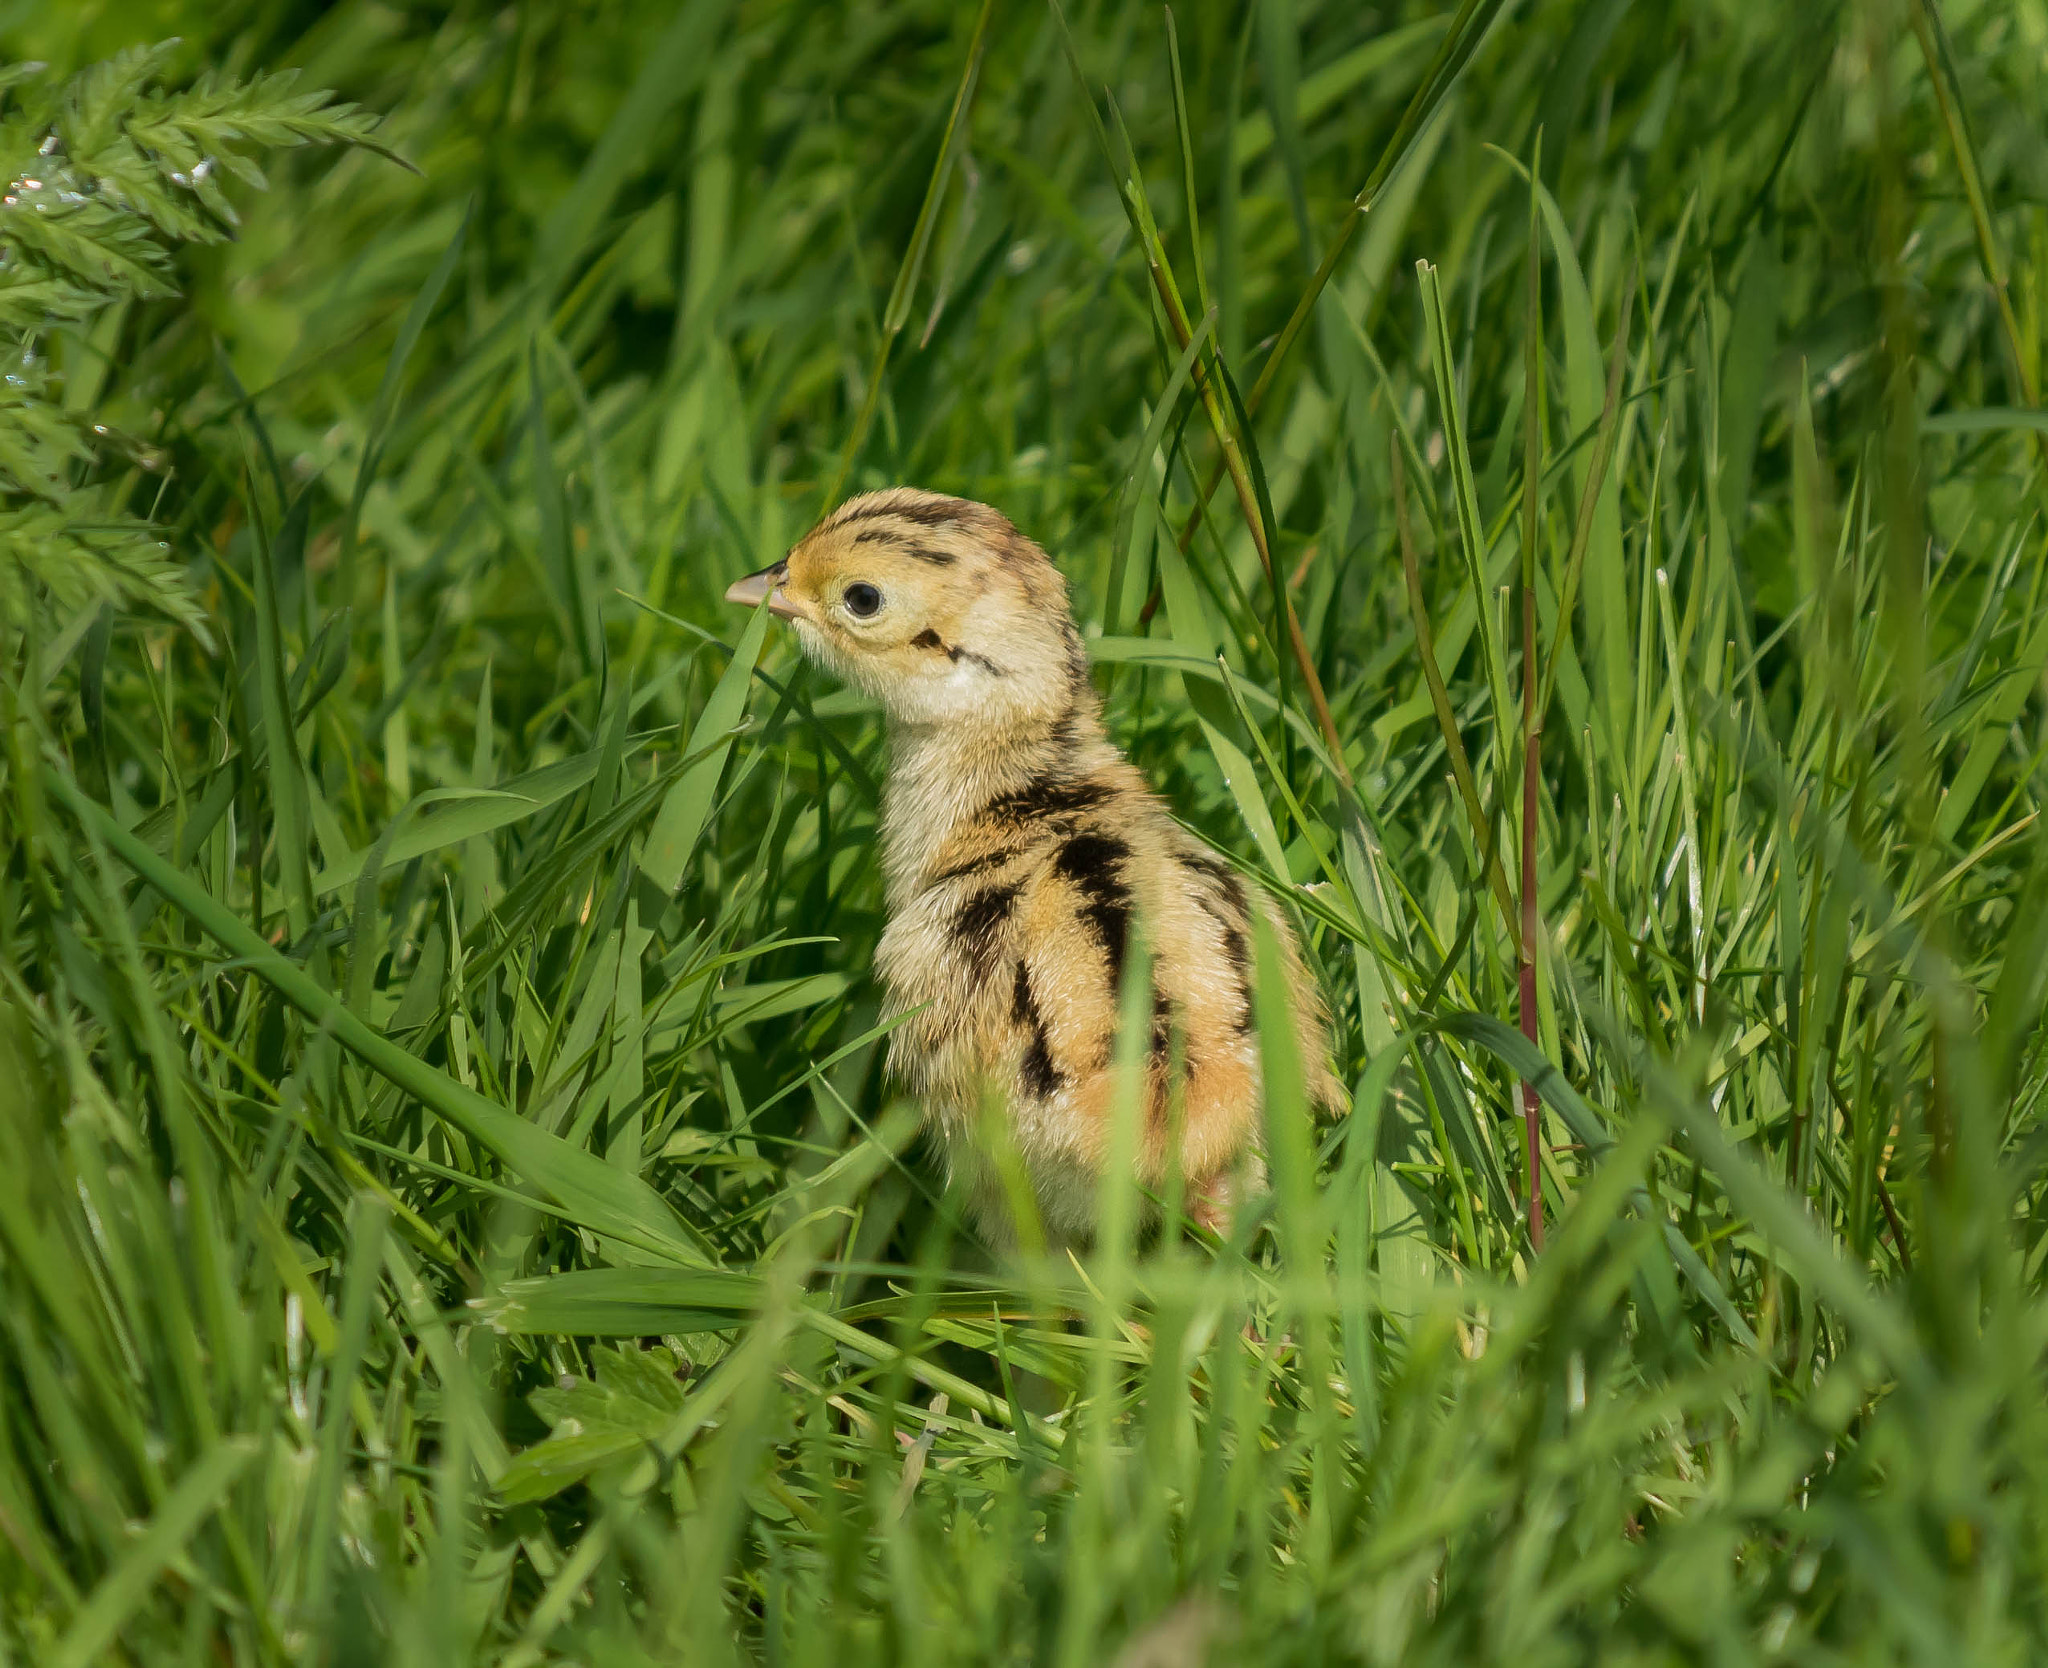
5, 0, 2048, 1661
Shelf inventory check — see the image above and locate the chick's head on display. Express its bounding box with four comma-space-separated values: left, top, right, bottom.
726, 488, 1082, 730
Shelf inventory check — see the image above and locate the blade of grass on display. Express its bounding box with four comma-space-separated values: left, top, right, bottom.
641, 593, 773, 894
1160, 0, 1512, 580
49, 1438, 258, 1668
824, 0, 994, 505
1907, 0, 2046, 473
1390, 435, 1518, 944
341, 198, 473, 573
301, 1195, 386, 1626
1517, 134, 1546, 1250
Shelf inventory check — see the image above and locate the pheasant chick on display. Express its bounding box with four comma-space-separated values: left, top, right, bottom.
727, 488, 1340, 1243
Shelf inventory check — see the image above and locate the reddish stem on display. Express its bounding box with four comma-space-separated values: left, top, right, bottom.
1520, 583, 1544, 1252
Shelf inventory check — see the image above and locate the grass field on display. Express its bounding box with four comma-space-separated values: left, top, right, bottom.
5, 0, 2048, 1660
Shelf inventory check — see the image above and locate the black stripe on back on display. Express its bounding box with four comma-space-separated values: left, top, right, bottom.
1177, 846, 1241, 894
953, 881, 1021, 981
1192, 890, 1254, 1033
1054, 830, 1131, 983
1221, 920, 1254, 1033
1012, 961, 1063, 1100
1047, 704, 1081, 761
983, 773, 1113, 828
1150, 988, 1176, 1066
932, 845, 1022, 883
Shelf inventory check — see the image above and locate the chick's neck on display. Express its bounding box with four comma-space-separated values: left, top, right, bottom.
878, 684, 1110, 904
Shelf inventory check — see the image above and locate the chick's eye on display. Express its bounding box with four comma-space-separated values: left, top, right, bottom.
843, 582, 883, 619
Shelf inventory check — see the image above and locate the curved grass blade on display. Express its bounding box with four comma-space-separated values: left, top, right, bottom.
52, 768, 716, 1268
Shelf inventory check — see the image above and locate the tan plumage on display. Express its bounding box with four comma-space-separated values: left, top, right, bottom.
727, 487, 1341, 1243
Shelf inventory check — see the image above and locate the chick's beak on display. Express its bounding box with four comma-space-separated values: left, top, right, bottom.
725, 561, 802, 619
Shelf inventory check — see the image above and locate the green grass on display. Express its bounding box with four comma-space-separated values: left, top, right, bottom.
5, 0, 2048, 1660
